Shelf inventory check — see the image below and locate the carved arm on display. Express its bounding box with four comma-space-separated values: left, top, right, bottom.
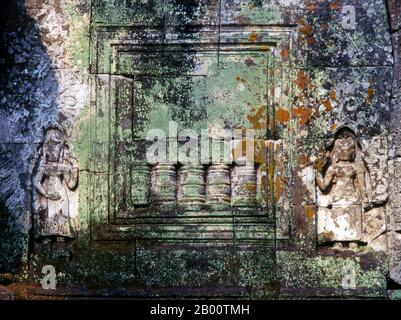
34, 161, 47, 198
315, 165, 335, 192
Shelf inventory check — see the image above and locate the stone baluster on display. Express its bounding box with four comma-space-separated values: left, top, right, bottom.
150, 164, 176, 205
231, 164, 257, 207
177, 164, 205, 211
206, 164, 231, 210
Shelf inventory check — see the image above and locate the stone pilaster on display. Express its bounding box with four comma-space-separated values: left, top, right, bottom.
387, 0, 401, 285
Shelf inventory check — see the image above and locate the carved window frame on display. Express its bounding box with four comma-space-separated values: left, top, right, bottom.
88, 24, 296, 244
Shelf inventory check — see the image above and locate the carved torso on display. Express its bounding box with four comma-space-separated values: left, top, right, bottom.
330, 162, 359, 205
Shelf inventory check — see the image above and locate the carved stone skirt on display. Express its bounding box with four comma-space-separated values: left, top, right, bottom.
317, 205, 362, 243
36, 178, 75, 239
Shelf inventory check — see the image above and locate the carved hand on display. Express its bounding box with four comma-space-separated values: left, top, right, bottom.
313, 152, 329, 172
313, 158, 326, 172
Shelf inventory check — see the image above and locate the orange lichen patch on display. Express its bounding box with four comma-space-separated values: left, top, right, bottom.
269, 170, 275, 202
247, 105, 266, 129
367, 87, 375, 104
276, 108, 290, 124
254, 140, 267, 164
6, 283, 65, 300
329, 1, 340, 10
245, 181, 257, 193
298, 95, 305, 103
248, 32, 258, 42
292, 107, 312, 126
261, 175, 267, 194
319, 231, 335, 242
322, 99, 332, 112
298, 154, 310, 167
306, 3, 317, 12
236, 76, 241, 81
274, 176, 282, 201
298, 20, 315, 47
331, 123, 337, 130
260, 45, 270, 52
281, 48, 289, 59
306, 36, 315, 46
305, 205, 315, 220
313, 158, 326, 172
293, 70, 311, 90
300, 23, 313, 36
329, 89, 336, 100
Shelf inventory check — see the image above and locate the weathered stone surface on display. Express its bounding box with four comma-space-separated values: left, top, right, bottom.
388, 0, 401, 285
390, 30, 401, 164
285, 67, 393, 142
389, 290, 401, 300
387, 0, 401, 32
389, 231, 401, 285
298, 0, 393, 67
25, 0, 63, 9
0, 286, 14, 300
362, 207, 387, 252
277, 250, 388, 292
0, 0, 399, 298
363, 135, 389, 204
135, 243, 276, 289
389, 159, 401, 209
294, 165, 315, 205
293, 204, 316, 251
393, 31, 401, 94
0, 143, 31, 272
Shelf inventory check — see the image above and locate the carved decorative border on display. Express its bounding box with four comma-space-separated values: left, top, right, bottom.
89, 25, 295, 244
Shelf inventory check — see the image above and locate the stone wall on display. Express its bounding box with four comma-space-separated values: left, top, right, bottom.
0, 0, 400, 299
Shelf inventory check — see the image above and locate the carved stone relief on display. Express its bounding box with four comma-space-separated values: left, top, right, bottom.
316, 127, 388, 251
56, 71, 89, 121
361, 135, 388, 251
33, 124, 79, 239
135, 161, 265, 211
